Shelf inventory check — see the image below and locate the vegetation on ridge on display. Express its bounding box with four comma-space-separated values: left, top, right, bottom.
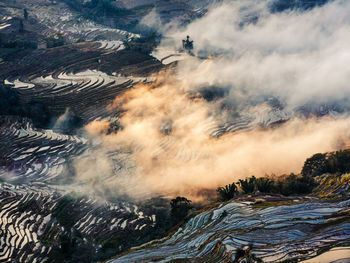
215, 149, 350, 201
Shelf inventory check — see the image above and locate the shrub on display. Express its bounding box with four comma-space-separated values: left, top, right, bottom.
0, 84, 66, 129
328, 150, 350, 174
1, 39, 37, 49
48, 230, 95, 263
255, 177, 274, 193
217, 183, 238, 201
52, 195, 77, 229
216, 173, 318, 198
46, 33, 65, 48
302, 150, 350, 177
24, 9, 28, 20
238, 176, 257, 194
170, 197, 192, 224
277, 173, 317, 196
302, 153, 327, 177
0, 85, 21, 115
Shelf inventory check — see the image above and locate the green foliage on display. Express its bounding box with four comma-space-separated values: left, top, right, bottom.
49, 231, 95, 263
238, 176, 257, 194
94, 198, 174, 262
218, 172, 318, 198
216, 182, 238, 201
61, 0, 132, 24
123, 32, 161, 54
147, 197, 172, 234
46, 33, 65, 48
0, 31, 36, 50
17, 199, 40, 213
277, 173, 317, 196
327, 150, 350, 174
170, 196, 192, 224
52, 195, 77, 229
0, 39, 37, 49
94, 235, 125, 261
0, 84, 64, 129
26, 101, 52, 128
255, 177, 274, 193
302, 153, 327, 177
0, 85, 21, 115
48, 196, 97, 262
302, 150, 350, 177
95, 197, 181, 261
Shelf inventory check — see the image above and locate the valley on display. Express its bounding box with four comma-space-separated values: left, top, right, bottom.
0, 0, 349, 262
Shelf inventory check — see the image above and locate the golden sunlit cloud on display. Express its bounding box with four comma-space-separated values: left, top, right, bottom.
74, 72, 350, 200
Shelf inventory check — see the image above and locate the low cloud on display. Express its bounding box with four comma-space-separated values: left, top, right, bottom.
71, 0, 350, 200
161, 0, 350, 109
73, 75, 350, 200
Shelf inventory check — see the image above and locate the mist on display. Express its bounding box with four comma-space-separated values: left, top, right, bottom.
73, 77, 350, 200
71, 0, 350, 200
163, 0, 350, 110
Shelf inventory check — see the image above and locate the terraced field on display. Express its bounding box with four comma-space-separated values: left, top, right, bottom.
0, 116, 87, 183
0, 0, 209, 44
0, 34, 166, 262
111, 197, 350, 263
0, 38, 163, 182
0, 182, 156, 263
1, 1, 349, 262
210, 104, 291, 137
1, 42, 162, 120
7, 70, 133, 122
1, 27, 348, 263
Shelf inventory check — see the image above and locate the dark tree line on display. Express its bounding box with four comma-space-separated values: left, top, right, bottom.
170, 196, 192, 224
123, 32, 161, 55
0, 33, 37, 50
0, 84, 83, 131
45, 33, 66, 48
217, 149, 350, 201
302, 150, 350, 177
0, 85, 51, 128
217, 173, 317, 201
60, 0, 132, 27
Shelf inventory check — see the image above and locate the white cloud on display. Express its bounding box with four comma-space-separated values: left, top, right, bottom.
159, 0, 350, 109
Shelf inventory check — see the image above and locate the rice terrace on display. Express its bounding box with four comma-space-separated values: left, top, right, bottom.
0, 0, 349, 262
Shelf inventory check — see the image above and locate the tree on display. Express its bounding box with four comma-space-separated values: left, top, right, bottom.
182, 35, 194, 52
170, 197, 192, 224
278, 173, 317, 196
238, 176, 257, 194
330, 150, 350, 174
24, 9, 28, 20
303, 150, 350, 177
302, 153, 327, 177
255, 177, 274, 193
19, 19, 24, 33
46, 33, 65, 48
217, 183, 238, 201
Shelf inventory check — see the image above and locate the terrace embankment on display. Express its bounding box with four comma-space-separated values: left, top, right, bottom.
1, 42, 163, 122
111, 194, 350, 263
0, 182, 157, 263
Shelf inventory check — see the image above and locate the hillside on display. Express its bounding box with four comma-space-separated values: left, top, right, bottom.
110, 150, 350, 262
1, 0, 350, 262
